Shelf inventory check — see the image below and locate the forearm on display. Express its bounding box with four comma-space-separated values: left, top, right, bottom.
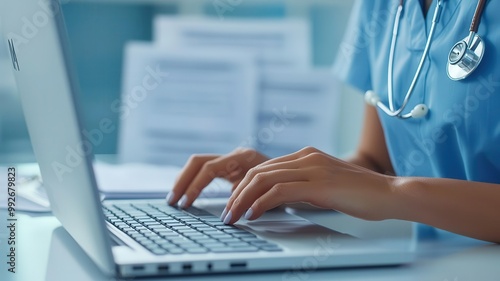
388, 177, 500, 243
346, 153, 392, 174
347, 105, 395, 175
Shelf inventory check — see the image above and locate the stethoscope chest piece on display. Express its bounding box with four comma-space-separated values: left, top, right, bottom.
447, 34, 485, 81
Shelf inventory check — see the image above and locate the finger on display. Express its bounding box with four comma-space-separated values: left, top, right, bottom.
228, 158, 302, 208
231, 179, 242, 192
168, 155, 218, 205
225, 169, 244, 183
179, 152, 249, 208
222, 169, 307, 224
258, 146, 321, 167
244, 182, 315, 221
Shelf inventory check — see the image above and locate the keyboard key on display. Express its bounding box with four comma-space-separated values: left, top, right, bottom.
216, 225, 236, 230
247, 239, 269, 245
195, 238, 219, 244
166, 248, 185, 255
184, 233, 210, 240
197, 227, 217, 232
133, 215, 150, 220
201, 217, 221, 222
151, 234, 166, 240
179, 243, 200, 249
159, 242, 178, 249
204, 242, 227, 249
157, 231, 180, 238
209, 233, 234, 240
165, 223, 184, 227
217, 237, 244, 243
121, 227, 134, 233
142, 232, 158, 238
158, 219, 179, 224
186, 248, 209, 254
225, 240, 250, 246
259, 245, 283, 252
129, 233, 144, 239
151, 248, 168, 255
185, 207, 213, 216
149, 225, 167, 230
241, 236, 264, 242
224, 229, 249, 234
138, 239, 155, 246
153, 215, 171, 220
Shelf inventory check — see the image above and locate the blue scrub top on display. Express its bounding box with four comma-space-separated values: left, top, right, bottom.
334, 0, 500, 183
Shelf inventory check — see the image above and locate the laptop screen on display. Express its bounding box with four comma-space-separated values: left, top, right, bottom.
0, 0, 115, 275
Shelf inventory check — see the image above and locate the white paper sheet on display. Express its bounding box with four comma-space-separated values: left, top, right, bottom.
153, 16, 311, 70
0, 162, 232, 212
152, 17, 340, 157
93, 162, 232, 199
256, 68, 341, 157
118, 42, 258, 166
0, 164, 50, 212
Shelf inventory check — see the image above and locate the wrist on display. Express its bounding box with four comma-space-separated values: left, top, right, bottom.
383, 176, 425, 222
377, 174, 403, 221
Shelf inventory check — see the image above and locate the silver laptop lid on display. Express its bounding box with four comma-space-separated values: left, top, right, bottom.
0, 0, 115, 275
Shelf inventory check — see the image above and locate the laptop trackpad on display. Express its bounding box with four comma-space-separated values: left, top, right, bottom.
236, 215, 356, 251
196, 199, 356, 250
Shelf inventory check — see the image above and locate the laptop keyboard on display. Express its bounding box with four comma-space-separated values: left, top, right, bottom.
103, 202, 282, 255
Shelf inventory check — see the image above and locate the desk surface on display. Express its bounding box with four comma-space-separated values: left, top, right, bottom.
2, 208, 500, 281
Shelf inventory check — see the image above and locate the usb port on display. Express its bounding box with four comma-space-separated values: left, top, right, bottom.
158, 265, 169, 273
182, 264, 192, 272
230, 262, 247, 269
132, 265, 145, 271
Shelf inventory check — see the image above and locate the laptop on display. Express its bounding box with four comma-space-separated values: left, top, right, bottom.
0, 0, 415, 278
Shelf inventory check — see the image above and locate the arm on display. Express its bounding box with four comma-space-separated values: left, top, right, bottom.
221, 105, 500, 243
356, 106, 500, 242
392, 177, 500, 243
346, 104, 395, 175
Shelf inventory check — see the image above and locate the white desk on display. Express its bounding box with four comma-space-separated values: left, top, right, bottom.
2, 207, 500, 281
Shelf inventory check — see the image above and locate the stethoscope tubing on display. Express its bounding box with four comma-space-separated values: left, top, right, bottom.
372, 0, 487, 119
382, 0, 443, 118
470, 0, 487, 33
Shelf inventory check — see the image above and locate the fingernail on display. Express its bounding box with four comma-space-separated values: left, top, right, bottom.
220, 207, 228, 221
244, 208, 253, 220
166, 192, 175, 205
178, 195, 188, 209
223, 211, 232, 225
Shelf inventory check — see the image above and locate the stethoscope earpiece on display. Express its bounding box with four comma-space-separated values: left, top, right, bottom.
410, 104, 429, 119
364, 90, 380, 106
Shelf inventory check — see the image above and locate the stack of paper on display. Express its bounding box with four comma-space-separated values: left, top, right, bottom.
118, 42, 258, 166
153, 17, 311, 70
118, 16, 342, 167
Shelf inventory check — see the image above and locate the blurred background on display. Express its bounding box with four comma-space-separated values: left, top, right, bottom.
0, 0, 364, 165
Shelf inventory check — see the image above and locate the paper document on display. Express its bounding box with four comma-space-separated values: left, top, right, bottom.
94, 162, 232, 199
153, 16, 311, 70
118, 42, 258, 166
257, 69, 341, 157
152, 17, 340, 157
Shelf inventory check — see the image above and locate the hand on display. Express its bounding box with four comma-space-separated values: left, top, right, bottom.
220, 147, 396, 225
167, 148, 269, 208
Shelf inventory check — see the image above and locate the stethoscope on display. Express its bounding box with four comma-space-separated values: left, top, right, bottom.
365, 0, 487, 119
